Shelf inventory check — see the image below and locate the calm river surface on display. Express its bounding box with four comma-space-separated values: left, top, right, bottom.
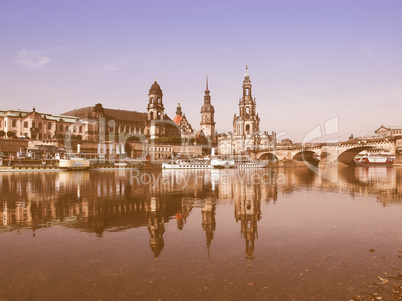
0, 167, 401, 301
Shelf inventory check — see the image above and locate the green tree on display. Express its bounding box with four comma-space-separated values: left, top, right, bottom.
0, 130, 5, 139
56, 133, 64, 140
6, 131, 14, 139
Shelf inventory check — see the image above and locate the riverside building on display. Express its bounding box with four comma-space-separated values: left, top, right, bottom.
217, 66, 276, 155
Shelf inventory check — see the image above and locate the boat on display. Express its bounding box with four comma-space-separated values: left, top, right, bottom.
57, 154, 91, 170
230, 156, 268, 168
354, 155, 394, 166
162, 159, 214, 169
211, 158, 235, 168
354, 151, 395, 166
234, 159, 268, 168
209, 148, 235, 169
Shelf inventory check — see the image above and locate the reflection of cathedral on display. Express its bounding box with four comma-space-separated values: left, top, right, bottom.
202, 198, 216, 250
2, 168, 402, 263
234, 183, 262, 267
175, 197, 194, 231
145, 197, 166, 259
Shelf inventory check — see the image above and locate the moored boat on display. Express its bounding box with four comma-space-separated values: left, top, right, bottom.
228, 156, 268, 168
234, 159, 268, 168
57, 156, 91, 170
162, 159, 214, 169
211, 158, 235, 168
354, 155, 394, 166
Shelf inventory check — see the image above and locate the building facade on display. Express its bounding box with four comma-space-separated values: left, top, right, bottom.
173, 102, 194, 139
217, 66, 276, 155
0, 107, 85, 141
200, 76, 216, 144
375, 125, 402, 138
63, 80, 181, 143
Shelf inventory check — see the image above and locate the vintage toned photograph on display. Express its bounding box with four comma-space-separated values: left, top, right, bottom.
0, 1, 401, 300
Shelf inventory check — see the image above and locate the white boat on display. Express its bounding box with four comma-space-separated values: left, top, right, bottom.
354, 155, 394, 166
209, 148, 235, 168
232, 157, 268, 168
211, 158, 235, 168
57, 155, 90, 170
162, 159, 214, 169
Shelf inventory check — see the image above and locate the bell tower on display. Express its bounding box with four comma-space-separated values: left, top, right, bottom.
147, 80, 164, 121
200, 75, 216, 140
233, 65, 260, 136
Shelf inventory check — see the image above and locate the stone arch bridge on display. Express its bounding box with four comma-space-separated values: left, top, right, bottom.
250, 137, 402, 166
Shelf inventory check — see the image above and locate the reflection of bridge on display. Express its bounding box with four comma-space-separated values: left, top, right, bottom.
250, 137, 402, 166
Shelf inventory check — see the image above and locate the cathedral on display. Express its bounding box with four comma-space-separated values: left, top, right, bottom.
200, 76, 216, 143
62, 80, 182, 143
1, 68, 275, 158
217, 66, 276, 155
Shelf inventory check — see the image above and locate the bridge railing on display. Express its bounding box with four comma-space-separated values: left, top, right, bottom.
252, 137, 396, 153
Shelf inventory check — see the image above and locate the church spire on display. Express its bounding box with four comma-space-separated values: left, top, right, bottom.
200, 74, 216, 141
176, 102, 182, 116
244, 63, 250, 79
204, 74, 211, 103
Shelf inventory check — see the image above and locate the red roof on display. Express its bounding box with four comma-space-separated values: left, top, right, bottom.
173, 114, 183, 125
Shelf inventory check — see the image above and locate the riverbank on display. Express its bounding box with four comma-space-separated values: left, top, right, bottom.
0, 164, 162, 172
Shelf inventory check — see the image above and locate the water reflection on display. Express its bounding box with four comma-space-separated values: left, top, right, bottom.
1, 167, 401, 246
1, 167, 402, 300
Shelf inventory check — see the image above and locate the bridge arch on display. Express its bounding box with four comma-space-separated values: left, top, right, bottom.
338, 146, 373, 166
395, 147, 402, 160
292, 151, 318, 165
257, 152, 278, 161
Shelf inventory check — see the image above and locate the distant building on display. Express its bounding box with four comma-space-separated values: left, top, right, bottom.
62, 80, 181, 143
277, 138, 293, 146
375, 125, 402, 138
173, 102, 194, 139
62, 103, 147, 143
0, 107, 85, 140
200, 76, 216, 144
217, 66, 276, 155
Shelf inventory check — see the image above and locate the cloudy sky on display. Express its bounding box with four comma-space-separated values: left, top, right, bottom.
1, 0, 402, 142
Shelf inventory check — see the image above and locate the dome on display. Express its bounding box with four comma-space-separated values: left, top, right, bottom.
201, 103, 215, 113
244, 64, 250, 79
149, 80, 162, 95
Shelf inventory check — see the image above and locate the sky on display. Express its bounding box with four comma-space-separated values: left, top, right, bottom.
1, 0, 402, 142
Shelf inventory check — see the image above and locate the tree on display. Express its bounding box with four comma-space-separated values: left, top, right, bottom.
56, 133, 64, 140
6, 131, 14, 139
0, 130, 5, 139
75, 135, 82, 142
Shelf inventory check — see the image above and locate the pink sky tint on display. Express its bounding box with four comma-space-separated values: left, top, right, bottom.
0, 0, 401, 142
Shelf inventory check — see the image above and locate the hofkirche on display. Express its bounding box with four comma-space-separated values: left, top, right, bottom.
0, 66, 276, 157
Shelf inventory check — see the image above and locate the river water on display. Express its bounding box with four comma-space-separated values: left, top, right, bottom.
0, 167, 401, 300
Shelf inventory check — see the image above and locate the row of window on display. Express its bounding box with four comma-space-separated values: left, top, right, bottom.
0, 119, 84, 133
149, 147, 172, 152
108, 126, 144, 134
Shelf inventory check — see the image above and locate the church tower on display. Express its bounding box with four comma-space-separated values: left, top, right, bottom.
233, 65, 260, 136
147, 80, 164, 121
200, 75, 216, 140
147, 80, 165, 139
